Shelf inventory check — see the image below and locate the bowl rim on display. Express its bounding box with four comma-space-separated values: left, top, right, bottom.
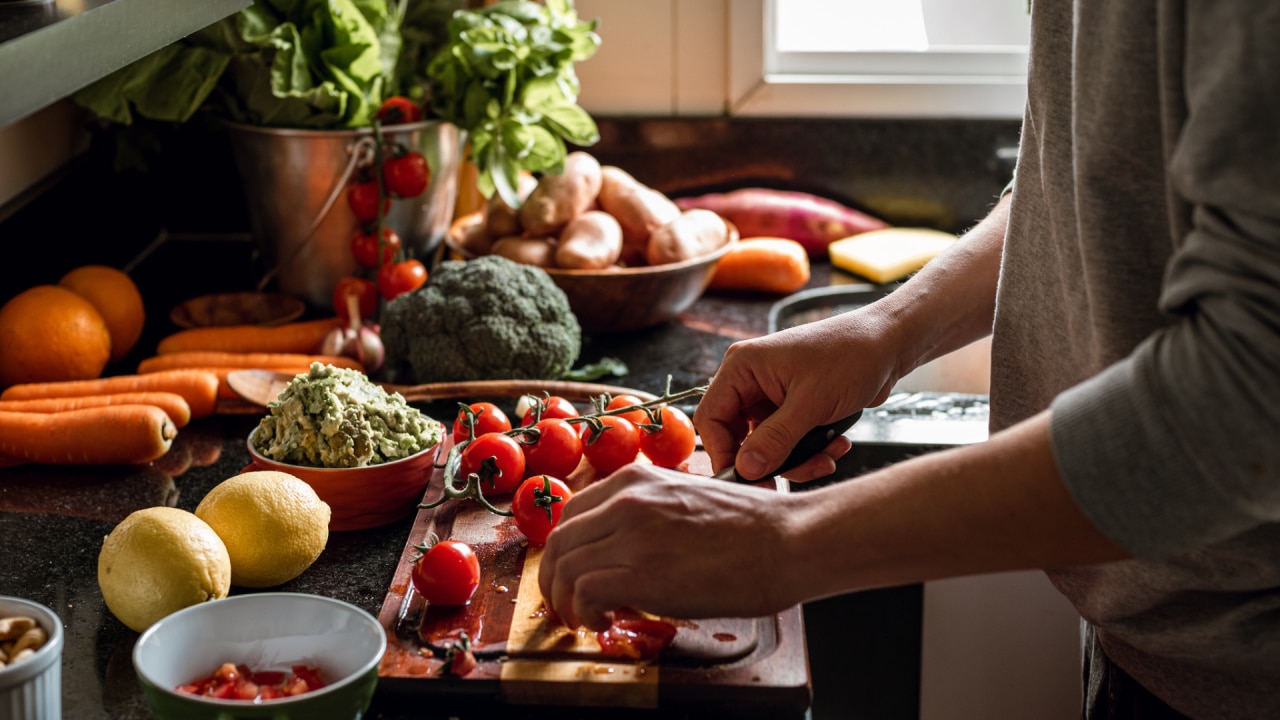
169, 291, 306, 330
446, 211, 739, 277
0, 596, 63, 685
132, 592, 386, 707
245, 426, 441, 474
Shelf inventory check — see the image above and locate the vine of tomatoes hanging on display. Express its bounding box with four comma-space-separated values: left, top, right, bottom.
333, 96, 432, 324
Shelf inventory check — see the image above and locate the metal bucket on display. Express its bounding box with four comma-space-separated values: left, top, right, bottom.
224, 120, 464, 308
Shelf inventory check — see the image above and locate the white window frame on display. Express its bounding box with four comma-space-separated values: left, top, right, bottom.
728, 0, 1029, 119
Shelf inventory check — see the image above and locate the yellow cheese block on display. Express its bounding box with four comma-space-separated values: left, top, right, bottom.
828, 227, 957, 283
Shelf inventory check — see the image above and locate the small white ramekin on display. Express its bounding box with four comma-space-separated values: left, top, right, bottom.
0, 596, 63, 720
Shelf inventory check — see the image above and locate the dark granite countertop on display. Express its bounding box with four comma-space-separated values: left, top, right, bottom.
0, 260, 790, 720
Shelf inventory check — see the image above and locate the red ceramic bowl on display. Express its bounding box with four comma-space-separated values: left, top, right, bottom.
244, 428, 440, 532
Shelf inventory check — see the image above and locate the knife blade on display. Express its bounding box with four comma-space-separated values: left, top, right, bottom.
711, 411, 863, 483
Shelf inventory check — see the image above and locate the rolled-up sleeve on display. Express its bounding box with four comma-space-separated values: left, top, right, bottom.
1050, 1, 1280, 558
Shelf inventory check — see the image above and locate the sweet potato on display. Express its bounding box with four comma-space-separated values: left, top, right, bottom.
708, 237, 811, 294
556, 211, 624, 270
597, 166, 681, 253
484, 170, 539, 238
674, 188, 888, 258
490, 236, 557, 268
646, 209, 732, 266
519, 152, 603, 236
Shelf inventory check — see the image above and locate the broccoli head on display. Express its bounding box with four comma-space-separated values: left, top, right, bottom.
381, 255, 582, 383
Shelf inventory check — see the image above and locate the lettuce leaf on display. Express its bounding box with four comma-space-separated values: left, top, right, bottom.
73, 0, 417, 130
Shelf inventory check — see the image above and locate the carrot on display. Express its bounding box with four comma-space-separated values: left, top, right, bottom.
156, 317, 343, 355
708, 237, 812, 294
674, 189, 889, 258
144, 365, 331, 400
0, 392, 192, 428
0, 405, 177, 466
138, 352, 363, 374
0, 371, 220, 419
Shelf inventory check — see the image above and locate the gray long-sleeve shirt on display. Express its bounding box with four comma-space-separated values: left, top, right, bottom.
991, 2, 1280, 717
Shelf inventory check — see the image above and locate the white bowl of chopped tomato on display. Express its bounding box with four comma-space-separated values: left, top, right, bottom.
133, 593, 385, 720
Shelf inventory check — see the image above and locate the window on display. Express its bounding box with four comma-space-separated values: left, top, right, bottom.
729, 0, 1030, 118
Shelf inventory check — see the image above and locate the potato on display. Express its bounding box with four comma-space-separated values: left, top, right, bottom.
519, 152, 603, 236
556, 211, 624, 270
646, 209, 731, 265
490, 236, 557, 268
455, 218, 494, 258
483, 171, 538, 238
598, 166, 681, 252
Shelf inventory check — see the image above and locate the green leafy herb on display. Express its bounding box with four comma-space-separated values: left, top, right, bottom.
425, 0, 601, 207
562, 356, 628, 382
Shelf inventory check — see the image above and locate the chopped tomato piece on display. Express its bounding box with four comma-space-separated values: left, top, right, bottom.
596, 617, 677, 660
176, 662, 327, 702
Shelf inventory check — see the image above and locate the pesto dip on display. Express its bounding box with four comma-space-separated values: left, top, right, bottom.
251, 363, 443, 468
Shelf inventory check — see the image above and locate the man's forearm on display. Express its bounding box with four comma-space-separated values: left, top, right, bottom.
867, 194, 1010, 379
781, 409, 1130, 602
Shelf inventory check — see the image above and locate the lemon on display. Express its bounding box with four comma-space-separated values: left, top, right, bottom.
98, 506, 231, 632
195, 471, 331, 588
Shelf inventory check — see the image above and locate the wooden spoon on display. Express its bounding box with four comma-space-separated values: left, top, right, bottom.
225, 369, 658, 408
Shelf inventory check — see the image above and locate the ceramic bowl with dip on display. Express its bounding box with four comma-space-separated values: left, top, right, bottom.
242, 364, 445, 531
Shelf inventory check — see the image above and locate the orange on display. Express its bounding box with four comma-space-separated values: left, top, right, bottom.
0, 285, 112, 388
59, 265, 146, 363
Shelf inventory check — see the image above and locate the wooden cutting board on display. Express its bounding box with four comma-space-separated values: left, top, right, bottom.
376, 440, 811, 715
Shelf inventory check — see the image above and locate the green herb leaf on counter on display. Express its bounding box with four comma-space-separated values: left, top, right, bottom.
425, 0, 601, 208
563, 357, 629, 382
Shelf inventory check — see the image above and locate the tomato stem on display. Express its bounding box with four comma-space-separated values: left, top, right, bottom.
423, 379, 708, 518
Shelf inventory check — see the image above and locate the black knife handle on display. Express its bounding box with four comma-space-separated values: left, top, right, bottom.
720, 410, 862, 483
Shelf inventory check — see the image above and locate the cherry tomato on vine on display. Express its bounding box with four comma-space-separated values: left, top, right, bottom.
377, 96, 422, 125
605, 394, 650, 426
512, 474, 573, 545
638, 405, 696, 469
452, 401, 512, 443
520, 418, 583, 479
350, 226, 401, 269
596, 616, 678, 660
378, 258, 427, 300
332, 276, 378, 322
582, 415, 640, 476
519, 395, 580, 427
383, 151, 430, 198
411, 539, 480, 606
347, 180, 390, 222
457, 432, 525, 496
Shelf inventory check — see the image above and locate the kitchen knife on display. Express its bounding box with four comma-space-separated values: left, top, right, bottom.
711, 411, 863, 483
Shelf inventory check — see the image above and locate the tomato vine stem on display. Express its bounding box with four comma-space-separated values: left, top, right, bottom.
420, 379, 708, 517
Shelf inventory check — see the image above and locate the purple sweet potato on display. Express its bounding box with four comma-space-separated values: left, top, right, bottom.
674, 188, 888, 257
